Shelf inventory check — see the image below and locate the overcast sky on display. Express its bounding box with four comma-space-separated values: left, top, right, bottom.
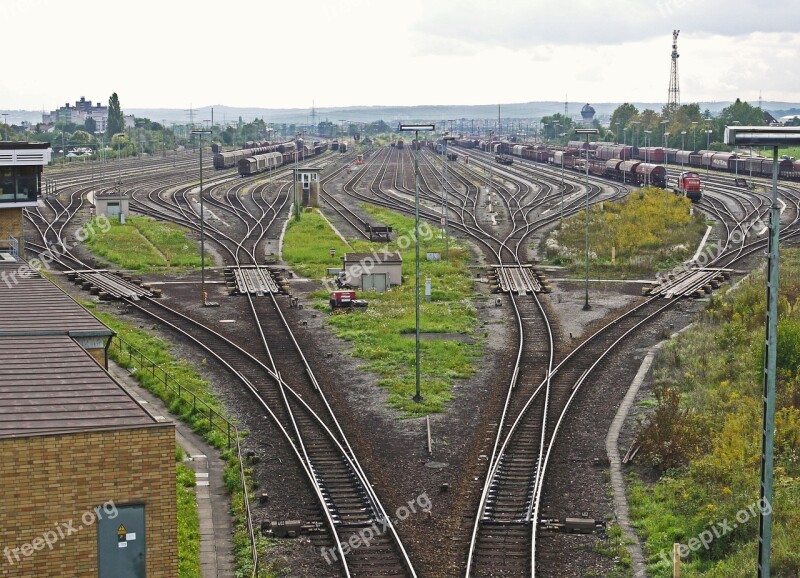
5, 0, 800, 112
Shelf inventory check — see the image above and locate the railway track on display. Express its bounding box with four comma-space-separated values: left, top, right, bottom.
24, 139, 800, 577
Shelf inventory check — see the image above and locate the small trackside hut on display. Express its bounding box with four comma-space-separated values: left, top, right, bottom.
294, 166, 322, 208
340, 251, 402, 292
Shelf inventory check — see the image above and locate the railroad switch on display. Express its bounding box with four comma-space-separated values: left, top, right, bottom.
538, 517, 606, 535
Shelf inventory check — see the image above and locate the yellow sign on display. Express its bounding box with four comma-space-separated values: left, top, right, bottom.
117, 525, 127, 536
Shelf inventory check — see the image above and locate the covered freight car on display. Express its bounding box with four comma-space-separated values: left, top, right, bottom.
238, 152, 284, 177
634, 163, 667, 188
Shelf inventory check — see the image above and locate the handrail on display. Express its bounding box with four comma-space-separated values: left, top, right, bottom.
108, 335, 259, 576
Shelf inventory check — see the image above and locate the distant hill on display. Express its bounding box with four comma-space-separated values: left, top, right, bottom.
5, 101, 800, 127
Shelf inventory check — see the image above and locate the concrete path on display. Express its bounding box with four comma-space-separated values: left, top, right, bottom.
108, 362, 235, 578
606, 324, 694, 578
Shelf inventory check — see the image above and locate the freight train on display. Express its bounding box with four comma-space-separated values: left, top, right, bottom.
214, 140, 300, 170
451, 138, 800, 181
237, 141, 328, 177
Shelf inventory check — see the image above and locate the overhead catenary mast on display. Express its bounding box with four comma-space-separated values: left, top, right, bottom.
667, 30, 681, 118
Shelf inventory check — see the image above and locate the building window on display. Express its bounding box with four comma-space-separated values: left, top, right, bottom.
0, 166, 41, 203
0, 167, 12, 201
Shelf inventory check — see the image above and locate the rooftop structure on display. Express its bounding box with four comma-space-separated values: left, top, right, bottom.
0, 335, 158, 438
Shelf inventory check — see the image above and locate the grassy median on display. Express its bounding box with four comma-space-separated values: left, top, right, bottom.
542, 187, 708, 278
283, 206, 481, 417
84, 216, 205, 270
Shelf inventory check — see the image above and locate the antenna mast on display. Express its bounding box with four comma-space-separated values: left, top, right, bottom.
667, 30, 681, 117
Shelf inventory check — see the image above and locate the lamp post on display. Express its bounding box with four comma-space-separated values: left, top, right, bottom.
732, 121, 741, 180
681, 131, 687, 169
644, 130, 652, 185
576, 128, 598, 311
663, 132, 671, 209
559, 132, 566, 221
113, 132, 126, 185
691, 121, 699, 150
661, 120, 669, 147
441, 134, 456, 259
399, 123, 435, 403
631, 121, 640, 149
293, 131, 302, 220
725, 125, 800, 578
191, 129, 212, 306
615, 122, 622, 145
705, 129, 713, 174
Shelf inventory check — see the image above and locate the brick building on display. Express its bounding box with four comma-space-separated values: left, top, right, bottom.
0, 334, 177, 577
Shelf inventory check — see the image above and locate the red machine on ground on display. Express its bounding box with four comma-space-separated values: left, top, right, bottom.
329, 291, 368, 312
674, 171, 702, 201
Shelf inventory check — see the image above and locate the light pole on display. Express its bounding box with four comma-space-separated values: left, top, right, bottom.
681, 131, 687, 169
191, 129, 212, 306
576, 128, 598, 311
615, 122, 622, 145
441, 134, 456, 259
399, 123, 435, 403
661, 120, 669, 147
663, 132, 671, 208
705, 129, 713, 174
488, 129, 494, 199
113, 132, 126, 185
1, 114, 7, 140
293, 131, 302, 220
725, 125, 800, 578
732, 121, 741, 180
644, 130, 652, 185
559, 132, 566, 221
691, 121, 699, 150
631, 121, 640, 149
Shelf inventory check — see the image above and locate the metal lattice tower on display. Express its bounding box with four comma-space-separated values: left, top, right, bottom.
667, 30, 680, 117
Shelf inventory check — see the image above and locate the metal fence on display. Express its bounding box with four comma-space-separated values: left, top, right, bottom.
0, 236, 19, 258
108, 335, 259, 576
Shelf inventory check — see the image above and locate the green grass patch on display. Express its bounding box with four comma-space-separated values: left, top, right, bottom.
177, 463, 200, 578
541, 187, 707, 278
283, 207, 481, 417
592, 522, 633, 578
84, 216, 205, 271
628, 248, 800, 577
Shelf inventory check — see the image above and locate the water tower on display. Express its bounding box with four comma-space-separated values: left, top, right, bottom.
580, 103, 596, 125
